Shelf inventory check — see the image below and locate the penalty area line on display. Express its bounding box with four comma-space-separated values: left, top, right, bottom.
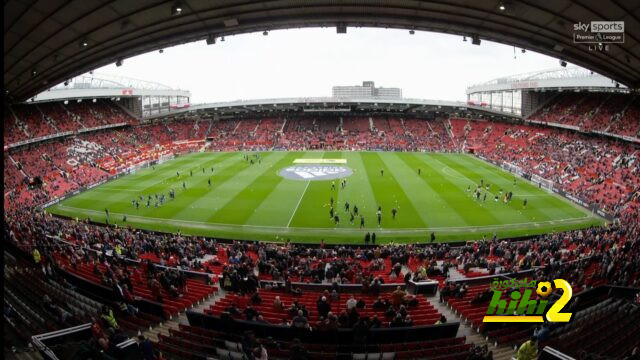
287, 180, 311, 228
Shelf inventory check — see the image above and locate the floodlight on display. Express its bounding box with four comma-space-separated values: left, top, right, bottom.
171, 4, 183, 16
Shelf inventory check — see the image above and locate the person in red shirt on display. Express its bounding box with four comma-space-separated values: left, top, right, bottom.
91, 317, 109, 351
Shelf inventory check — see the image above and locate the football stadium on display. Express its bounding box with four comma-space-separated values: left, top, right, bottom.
3, 2, 640, 360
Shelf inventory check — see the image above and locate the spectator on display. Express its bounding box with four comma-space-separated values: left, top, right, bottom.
291, 310, 310, 330
330, 289, 340, 302
241, 331, 258, 359
370, 315, 382, 328
346, 295, 357, 310
329, 312, 342, 328
372, 297, 385, 310
273, 296, 283, 311
100, 305, 118, 330
253, 345, 268, 360
533, 324, 550, 342
225, 303, 241, 316
244, 305, 259, 321
138, 335, 155, 360
290, 338, 309, 360
391, 286, 406, 306
403, 315, 413, 327
390, 314, 405, 327
516, 336, 538, 360
353, 317, 369, 344
251, 291, 262, 305
317, 296, 331, 318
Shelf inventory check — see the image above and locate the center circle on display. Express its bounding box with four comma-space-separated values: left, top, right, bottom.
279, 165, 353, 181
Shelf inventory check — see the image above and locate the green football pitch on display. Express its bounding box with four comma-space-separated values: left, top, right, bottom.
46, 151, 605, 244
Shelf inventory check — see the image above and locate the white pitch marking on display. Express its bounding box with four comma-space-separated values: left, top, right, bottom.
286, 180, 311, 228
53, 204, 595, 233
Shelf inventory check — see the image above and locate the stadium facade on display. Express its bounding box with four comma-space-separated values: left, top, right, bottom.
29, 73, 191, 118
332, 81, 403, 99
466, 67, 628, 117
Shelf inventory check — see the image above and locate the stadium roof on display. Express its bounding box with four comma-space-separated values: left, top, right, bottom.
5, 0, 640, 102
146, 96, 517, 120
470, 67, 616, 86
466, 66, 628, 94
48, 73, 178, 91
29, 73, 191, 103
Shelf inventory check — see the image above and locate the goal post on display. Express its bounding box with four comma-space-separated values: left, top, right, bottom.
530, 174, 555, 192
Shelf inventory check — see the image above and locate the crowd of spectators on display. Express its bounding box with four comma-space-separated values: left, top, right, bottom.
5, 104, 637, 222
6, 198, 639, 298
451, 118, 639, 217
530, 92, 639, 138
6, 200, 637, 359
3, 100, 137, 146
3, 102, 640, 359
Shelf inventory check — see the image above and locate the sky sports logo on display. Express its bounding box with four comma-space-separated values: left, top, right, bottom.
574, 21, 624, 33
573, 21, 624, 44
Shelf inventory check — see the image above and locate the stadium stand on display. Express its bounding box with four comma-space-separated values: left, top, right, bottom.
2, 100, 136, 146
541, 297, 640, 358
449, 118, 640, 216
3, 99, 640, 360
38, 102, 82, 133
529, 92, 640, 138
12, 104, 58, 139
7, 0, 640, 356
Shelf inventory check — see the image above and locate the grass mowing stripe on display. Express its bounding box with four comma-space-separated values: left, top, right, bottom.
287, 181, 311, 227
377, 153, 431, 228
207, 152, 300, 224
360, 152, 425, 228
393, 153, 467, 226
331, 152, 379, 230
441, 154, 568, 222
52, 204, 599, 246
415, 154, 502, 226
281, 151, 332, 228
431, 154, 601, 234
111, 153, 214, 185
158, 153, 272, 221
428, 154, 537, 223
458, 154, 591, 220
457, 154, 592, 218
246, 151, 324, 227
288, 151, 344, 229
191, 152, 287, 222
60, 152, 236, 213
46, 151, 606, 244
118, 152, 238, 214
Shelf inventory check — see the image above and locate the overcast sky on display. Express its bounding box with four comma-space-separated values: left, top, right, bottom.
94, 28, 575, 104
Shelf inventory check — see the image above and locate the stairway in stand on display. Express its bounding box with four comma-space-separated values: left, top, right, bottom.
142, 287, 225, 343
425, 291, 516, 360
5, 350, 44, 360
